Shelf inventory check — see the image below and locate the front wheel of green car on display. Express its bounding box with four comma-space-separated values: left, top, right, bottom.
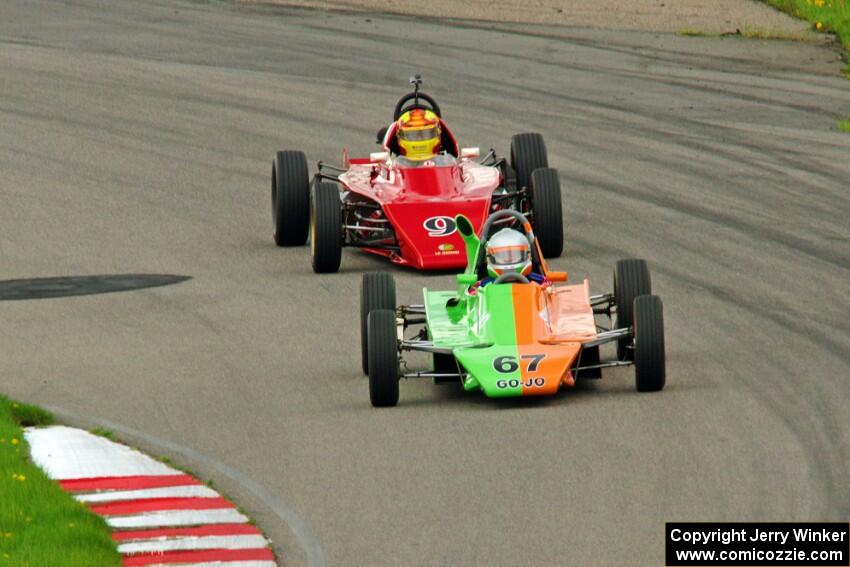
360, 272, 396, 375
368, 310, 400, 407
634, 295, 665, 392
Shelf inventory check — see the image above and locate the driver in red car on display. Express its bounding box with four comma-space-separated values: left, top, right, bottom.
469, 228, 549, 294
394, 108, 456, 167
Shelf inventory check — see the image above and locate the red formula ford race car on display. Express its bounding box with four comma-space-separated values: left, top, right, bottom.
270, 76, 564, 272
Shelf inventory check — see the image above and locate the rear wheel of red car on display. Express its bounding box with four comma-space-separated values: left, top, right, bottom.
360, 272, 396, 375
634, 295, 665, 392
310, 181, 342, 273
530, 168, 564, 258
368, 310, 400, 407
510, 133, 548, 193
272, 151, 310, 246
614, 259, 651, 361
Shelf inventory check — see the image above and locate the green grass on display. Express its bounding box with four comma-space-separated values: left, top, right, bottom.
761, 0, 850, 48
89, 427, 115, 440
0, 396, 120, 567
677, 27, 813, 40
677, 29, 725, 37
760, 1, 850, 126
739, 27, 814, 40
761, 0, 850, 76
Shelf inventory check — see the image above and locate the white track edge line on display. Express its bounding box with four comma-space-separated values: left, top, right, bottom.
118, 534, 270, 553
106, 508, 249, 529
77, 485, 220, 503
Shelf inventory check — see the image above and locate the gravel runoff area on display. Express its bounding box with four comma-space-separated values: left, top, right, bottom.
243, 0, 810, 34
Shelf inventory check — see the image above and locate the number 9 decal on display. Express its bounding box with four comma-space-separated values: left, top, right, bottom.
423, 216, 457, 237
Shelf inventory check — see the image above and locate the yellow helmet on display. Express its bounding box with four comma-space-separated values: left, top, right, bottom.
397, 108, 441, 161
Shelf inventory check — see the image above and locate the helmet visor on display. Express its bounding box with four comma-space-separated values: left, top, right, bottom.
399, 126, 439, 142
487, 245, 529, 267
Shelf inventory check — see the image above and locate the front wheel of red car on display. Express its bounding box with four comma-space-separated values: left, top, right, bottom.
510, 133, 548, 193
634, 295, 665, 392
310, 181, 342, 273
368, 310, 400, 407
272, 151, 310, 246
530, 168, 564, 258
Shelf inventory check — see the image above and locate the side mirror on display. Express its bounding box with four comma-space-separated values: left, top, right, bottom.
370, 151, 389, 162
456, 273, 478, 286
461, 147, 480, 159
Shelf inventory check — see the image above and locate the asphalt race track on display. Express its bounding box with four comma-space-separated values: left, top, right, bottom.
2, 1, 849, 565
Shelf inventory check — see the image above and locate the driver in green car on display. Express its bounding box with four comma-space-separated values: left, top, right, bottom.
469, 227, 549, 294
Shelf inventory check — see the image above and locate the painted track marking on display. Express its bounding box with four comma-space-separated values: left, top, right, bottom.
43, 405, 325, 566
25, 426, 278, 565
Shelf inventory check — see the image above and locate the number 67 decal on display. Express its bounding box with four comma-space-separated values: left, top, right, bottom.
493, 354, 546, 373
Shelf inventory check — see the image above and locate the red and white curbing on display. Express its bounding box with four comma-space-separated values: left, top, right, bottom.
25, 426, 277, 567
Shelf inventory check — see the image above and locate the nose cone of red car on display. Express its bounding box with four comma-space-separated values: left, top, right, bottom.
382, 163, 500, 269
383, 197, 490, 269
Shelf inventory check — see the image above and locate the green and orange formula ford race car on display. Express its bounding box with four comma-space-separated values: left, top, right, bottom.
360, 210, 666, 407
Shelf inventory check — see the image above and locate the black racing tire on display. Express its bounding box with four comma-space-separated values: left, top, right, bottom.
360, 272, 396, 375
530, 168, 564, 258
614, 259, 651, 361
634, 295, 665, 392
368, 310, 400, 407
272, 151, 310, 246
310, 181, 342, 273
510, 133, 548, 193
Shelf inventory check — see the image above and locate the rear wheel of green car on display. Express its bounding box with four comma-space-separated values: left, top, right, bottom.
368, 310, 400, 407
360, 272, 396, 375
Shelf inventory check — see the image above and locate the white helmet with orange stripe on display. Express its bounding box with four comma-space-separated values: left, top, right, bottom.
486, 228, 532, 278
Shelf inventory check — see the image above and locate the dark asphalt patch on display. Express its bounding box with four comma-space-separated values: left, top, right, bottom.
0, 274, 191, 300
